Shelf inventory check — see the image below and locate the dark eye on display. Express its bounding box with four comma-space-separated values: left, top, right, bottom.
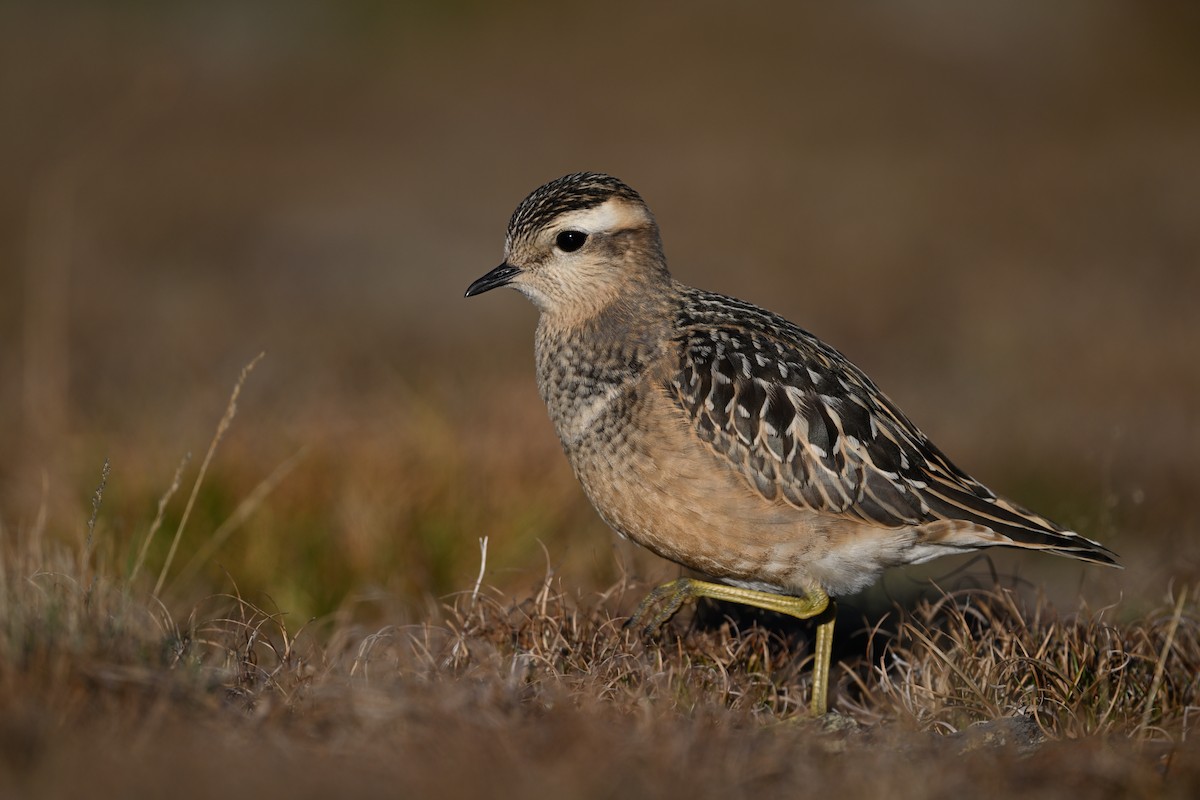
555, 230, 588, 252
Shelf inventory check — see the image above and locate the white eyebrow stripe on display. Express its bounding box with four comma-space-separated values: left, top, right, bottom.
554, 199, 645, 234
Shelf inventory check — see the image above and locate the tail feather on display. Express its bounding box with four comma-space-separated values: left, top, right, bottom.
919, 480, 1121, 568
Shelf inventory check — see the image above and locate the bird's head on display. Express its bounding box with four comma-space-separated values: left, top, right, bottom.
465, 172, 668, 320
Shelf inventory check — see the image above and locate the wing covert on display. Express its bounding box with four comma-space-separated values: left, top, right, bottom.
663, 288, 1120, 568
669, 316, 935, 529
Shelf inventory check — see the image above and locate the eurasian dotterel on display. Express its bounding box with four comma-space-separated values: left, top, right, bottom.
465, 172, 1119, 716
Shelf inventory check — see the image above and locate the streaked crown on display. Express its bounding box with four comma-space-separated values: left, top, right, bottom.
505, 172, 644, 250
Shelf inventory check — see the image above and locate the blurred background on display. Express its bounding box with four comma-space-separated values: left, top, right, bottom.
2, 1, 1197, 621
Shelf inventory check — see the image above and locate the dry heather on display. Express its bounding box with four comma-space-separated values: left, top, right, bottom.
0, 360, 1193, 799
1, 508, 1198, 799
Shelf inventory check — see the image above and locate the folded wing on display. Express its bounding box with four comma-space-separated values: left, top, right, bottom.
669, 290, 1118, 566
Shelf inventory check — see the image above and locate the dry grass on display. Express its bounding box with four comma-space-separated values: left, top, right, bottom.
846, 586, 1197, 738
2, 501, 1198, 798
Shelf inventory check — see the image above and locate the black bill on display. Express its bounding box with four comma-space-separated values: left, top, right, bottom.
464, 263, 522, 297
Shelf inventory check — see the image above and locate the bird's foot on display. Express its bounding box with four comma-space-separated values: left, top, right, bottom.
624, 578, 698, 635
625, 578, 836, 716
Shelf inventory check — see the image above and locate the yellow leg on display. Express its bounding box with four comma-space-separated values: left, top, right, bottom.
627, 577, 836, 716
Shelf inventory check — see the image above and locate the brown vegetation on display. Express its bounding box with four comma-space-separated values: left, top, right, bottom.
2, 505, 1198, 798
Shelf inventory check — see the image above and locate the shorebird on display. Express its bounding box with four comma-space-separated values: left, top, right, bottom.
465, 172, 1119, 716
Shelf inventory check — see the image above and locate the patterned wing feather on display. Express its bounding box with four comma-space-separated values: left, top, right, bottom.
669, 290, 1119, 566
